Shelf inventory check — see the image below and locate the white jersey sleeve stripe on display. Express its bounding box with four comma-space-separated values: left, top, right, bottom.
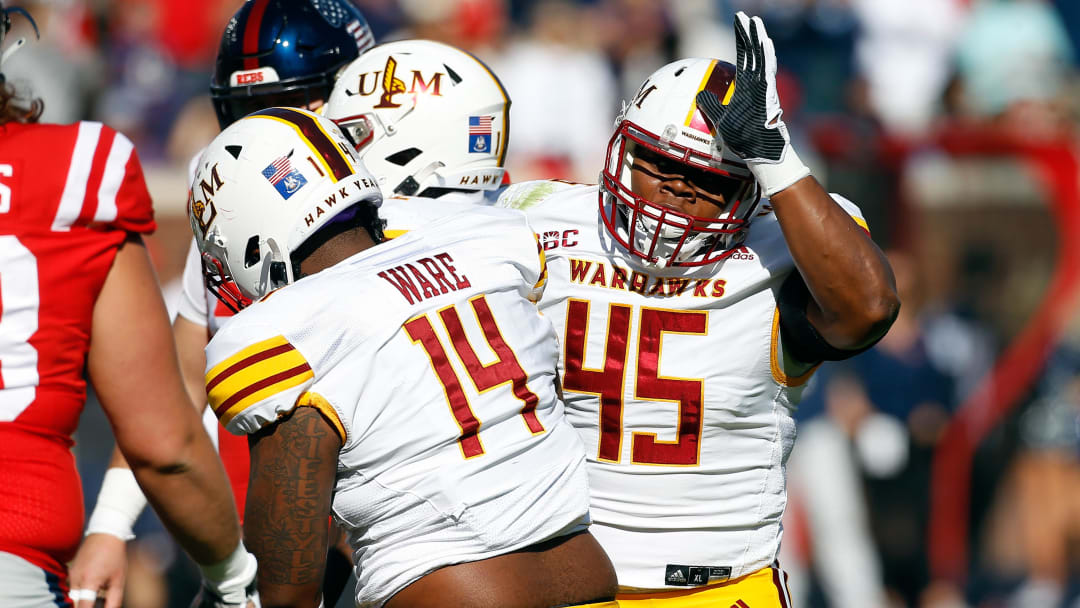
92, 132, 135, 224
52, 121, 102, 232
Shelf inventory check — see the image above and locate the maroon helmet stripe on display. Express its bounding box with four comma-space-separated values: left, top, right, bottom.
242, 0, 271, 71
253, 107, 353, 181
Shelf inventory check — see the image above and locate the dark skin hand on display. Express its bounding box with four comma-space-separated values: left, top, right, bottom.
245, 407, 342, 608
630, 152, 898, 350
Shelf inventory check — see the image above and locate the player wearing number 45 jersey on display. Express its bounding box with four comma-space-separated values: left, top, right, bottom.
190, 107, 617, 608
497, 13, 899, 608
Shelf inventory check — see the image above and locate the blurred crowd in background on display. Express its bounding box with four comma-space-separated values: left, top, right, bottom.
12, 0, 1079, 606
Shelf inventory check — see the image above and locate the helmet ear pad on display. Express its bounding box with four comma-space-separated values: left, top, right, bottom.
599, 58, 761, 268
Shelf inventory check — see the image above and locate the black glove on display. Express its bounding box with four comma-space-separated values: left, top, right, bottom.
696, 12, 810, 195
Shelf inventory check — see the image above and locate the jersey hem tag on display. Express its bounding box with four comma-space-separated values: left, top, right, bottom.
664, 564, 732, 587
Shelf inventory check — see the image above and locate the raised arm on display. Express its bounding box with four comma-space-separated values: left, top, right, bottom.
245, 407, 341, 607
770, 177, 897, 350
696, 12, 898, 355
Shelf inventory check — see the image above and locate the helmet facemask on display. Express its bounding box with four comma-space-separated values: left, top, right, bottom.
599, 120, 760, 268
193, 222, 293, 313
201, 252, 252, 314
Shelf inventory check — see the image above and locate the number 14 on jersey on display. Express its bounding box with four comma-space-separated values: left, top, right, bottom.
405, 294, 546, 459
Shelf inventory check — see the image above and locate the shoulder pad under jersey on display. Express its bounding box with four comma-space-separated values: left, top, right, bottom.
496, 180, 583, 212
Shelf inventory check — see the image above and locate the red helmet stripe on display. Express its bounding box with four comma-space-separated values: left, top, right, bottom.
242, 0, 272, 71
685, 60, 737, 135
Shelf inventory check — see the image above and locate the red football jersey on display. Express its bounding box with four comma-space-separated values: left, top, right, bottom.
0, 121, 155, 576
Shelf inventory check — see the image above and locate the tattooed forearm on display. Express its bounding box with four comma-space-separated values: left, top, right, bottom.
246, 406, 342, 598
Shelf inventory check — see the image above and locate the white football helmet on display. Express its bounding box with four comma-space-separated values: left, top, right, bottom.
324, 39, 509, 196
601, 58, 760, 268
189, 106, 382, 310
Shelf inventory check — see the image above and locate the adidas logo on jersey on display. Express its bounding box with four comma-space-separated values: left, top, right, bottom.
727, 246, 755, 261
665, 567, 687, 585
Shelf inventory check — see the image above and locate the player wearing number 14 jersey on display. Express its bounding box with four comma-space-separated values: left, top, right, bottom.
497, 13, 899, 608
191, 107, 617, 607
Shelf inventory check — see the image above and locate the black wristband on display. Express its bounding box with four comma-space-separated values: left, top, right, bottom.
777, 272, 879, 363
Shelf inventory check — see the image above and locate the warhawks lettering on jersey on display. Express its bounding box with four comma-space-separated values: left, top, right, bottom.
303, 177, 378, 227
567, 258, 726, 298
377, 252, 471, 305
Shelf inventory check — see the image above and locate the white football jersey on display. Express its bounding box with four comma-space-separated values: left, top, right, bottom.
498, 180, 869, 591
204, 205, 590, 607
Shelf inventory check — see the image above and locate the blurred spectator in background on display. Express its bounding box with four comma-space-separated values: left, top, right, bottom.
953, 0, 1075, 140
0, 0, 98, 124
792, 250, 962, 606
490, 0, 616, 182
850, 0, 966, 136
1008, 343, 1080, 608
783, 375, 890, 608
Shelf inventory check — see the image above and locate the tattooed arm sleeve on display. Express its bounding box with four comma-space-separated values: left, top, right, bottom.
245, 406, 342, 607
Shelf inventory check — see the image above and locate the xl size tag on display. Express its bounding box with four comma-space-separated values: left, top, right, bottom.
665, 564, 732, 586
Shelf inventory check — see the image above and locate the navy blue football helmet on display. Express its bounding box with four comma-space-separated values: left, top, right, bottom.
210, 0, 374, 129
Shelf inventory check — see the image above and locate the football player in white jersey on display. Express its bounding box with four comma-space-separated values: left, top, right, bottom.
187, 107, 617, 608
496, 13, 900, 607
